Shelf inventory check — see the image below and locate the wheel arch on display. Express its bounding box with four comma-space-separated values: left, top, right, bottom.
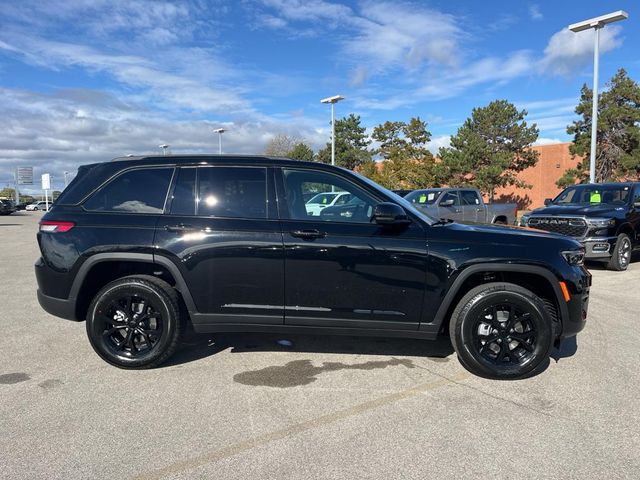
71, 253, 196, 320
430, 263, 568, 335
616, 222, 636, 242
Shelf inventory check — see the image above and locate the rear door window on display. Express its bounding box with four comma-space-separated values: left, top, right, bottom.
197, 167, 267, 218
169, 167, 197, 215
460, 190, 481, 205
83, 168, 173, 213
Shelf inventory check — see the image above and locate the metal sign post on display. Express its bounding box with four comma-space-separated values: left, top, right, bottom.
16, 166, 33, 206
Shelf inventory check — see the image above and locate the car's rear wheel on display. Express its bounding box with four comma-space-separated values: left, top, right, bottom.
607, 233, 631, 271
86, 275, 181, 369
449, 282, 554, 379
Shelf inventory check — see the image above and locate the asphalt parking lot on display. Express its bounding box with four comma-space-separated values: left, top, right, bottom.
1, 212, 639, 480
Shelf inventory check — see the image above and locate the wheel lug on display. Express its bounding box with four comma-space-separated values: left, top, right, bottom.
509, 329, 514, 333
497, 338, 502, 343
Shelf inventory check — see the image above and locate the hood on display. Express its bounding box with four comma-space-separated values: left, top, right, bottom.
530, 204, 626, 217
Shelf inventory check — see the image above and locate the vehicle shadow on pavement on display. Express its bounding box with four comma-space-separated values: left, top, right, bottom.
162, 332, 455, 368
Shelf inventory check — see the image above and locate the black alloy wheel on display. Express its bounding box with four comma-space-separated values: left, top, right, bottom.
450, 282, 554, 379
86, 275, 181, 368
608, 233, 631, 271
471, 303, 537, 367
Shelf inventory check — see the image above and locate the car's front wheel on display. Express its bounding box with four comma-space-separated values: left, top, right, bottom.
86, 275, 182, 368
607, 233, 632, 271
449, 282, 554, 379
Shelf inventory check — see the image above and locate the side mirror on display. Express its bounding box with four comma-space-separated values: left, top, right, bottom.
372, 202, 410, 226
544, 198, 552, 206
440, 199, 455, 207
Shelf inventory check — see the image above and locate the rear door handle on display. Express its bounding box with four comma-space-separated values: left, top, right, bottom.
291, 229, 327, 239
165, 224, 198, 233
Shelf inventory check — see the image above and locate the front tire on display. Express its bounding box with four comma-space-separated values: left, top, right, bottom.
86, 275, 182, 369
449, 283, 554, 379
607, 233, 631, 271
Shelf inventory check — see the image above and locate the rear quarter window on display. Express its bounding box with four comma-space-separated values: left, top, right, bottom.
83, 168, 174, 213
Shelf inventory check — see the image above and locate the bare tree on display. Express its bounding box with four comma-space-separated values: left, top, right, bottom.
264, 134, 301, 156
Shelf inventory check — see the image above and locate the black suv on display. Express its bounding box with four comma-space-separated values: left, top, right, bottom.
0, 199, 17, 215
36, 155, 591, 379
521, 183, 640, 271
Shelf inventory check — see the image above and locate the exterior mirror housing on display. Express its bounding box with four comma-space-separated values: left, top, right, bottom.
544, 198, 552, 206
440, 199, 455, 207
373, 203, 410, 225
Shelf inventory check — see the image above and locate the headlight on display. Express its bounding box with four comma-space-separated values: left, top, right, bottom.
587, 217, 615, 228
562, 249, 585, 266
520, 215, 530, 226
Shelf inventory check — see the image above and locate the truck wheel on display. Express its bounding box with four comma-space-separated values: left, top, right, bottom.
86, 275, 182, 369
607, 233, 631, 271
449, 282, 554, 380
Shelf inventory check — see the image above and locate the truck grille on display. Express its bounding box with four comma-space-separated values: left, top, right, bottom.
527, 217, 587, 237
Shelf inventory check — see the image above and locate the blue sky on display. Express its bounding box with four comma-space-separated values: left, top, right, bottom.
0, 0, 638, 192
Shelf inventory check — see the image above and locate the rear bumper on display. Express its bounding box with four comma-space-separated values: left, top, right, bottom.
37, 289, 79, 321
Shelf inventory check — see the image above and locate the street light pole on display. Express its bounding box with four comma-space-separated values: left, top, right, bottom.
159, 144, 169, 156
213, 128, 226, 154
569, 10, 628, 184
320, 95, 345, 166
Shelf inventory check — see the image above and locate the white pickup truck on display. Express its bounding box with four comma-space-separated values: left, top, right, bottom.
405, 188, 517, 225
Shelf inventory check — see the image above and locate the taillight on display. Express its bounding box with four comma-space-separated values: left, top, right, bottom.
39, 221, 75, 233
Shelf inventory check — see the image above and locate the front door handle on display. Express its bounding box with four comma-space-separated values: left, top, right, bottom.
165, 224, 198, 233
291, 229, 327, 239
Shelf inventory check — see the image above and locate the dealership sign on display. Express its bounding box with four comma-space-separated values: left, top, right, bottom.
42, 173, 51, 190
16, 167, 33, 185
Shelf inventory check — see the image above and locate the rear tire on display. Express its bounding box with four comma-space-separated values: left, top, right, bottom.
86, 275, 182, 369
607, 233, 631, 271
449, 282, 554, 379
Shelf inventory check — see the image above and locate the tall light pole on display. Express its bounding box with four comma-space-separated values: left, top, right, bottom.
63, 171, 69, 188
159, 144, 169, 156
569, 10, 628, 184
320, 95, 345, 166
213, 128, 225, 154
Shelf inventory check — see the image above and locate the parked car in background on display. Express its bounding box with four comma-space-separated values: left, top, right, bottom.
14, 203, 27, 211
521, 182, 640, 271
35, 154, 590, 379
0, 199, 17, 215
26, 201, 50, 211
305, 191, 352, 216
392, 189, 412, 197
405, 188, 517, 225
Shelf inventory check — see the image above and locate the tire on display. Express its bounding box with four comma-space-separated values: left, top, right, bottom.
86, 275, 182, 369
493, 219, 507, 225
607, 233, 631, 271
449, 282, 554, 380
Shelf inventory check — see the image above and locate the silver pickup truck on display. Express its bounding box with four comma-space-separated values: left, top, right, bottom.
404, 188, 517, 224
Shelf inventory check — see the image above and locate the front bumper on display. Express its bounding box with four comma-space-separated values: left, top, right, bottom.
582, 236, 616, 260
560, 267, 591, 338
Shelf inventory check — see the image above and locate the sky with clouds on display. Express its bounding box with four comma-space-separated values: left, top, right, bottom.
0, 0, 638, 191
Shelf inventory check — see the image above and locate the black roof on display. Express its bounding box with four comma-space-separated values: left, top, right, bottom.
110, 154, 320, 169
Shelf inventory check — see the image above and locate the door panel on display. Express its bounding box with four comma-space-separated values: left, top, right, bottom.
155, 166, 284, 324
460, 190, 483, 223
437, 191, 463, 222
279, 168, 427, 330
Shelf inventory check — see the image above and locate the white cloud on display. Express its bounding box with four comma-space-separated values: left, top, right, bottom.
540, 26, 623, 76
427, 135, 451, 154
529, 4, 543, 21
533, 137, 563, 146
0, 87, 328, 192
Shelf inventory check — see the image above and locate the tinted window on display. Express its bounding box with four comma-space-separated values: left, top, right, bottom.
405, 190, 441, 205
283, 169, 377, 223
84, 168, 173, 213
554, 185, 631, 205
460, 190, 481, 205
197, 167, 267, 218
170, 167, 196, 215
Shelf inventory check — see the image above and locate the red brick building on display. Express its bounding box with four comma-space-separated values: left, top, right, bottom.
494, 142, 579, 210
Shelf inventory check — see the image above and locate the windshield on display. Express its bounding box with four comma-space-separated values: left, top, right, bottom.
553, 185, 632, 206
307, 192, 340, 205
405, 190, 442, 205
351, 171, 437, 224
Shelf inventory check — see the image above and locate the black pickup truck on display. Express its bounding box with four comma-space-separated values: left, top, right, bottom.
521, 182, 640, 271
